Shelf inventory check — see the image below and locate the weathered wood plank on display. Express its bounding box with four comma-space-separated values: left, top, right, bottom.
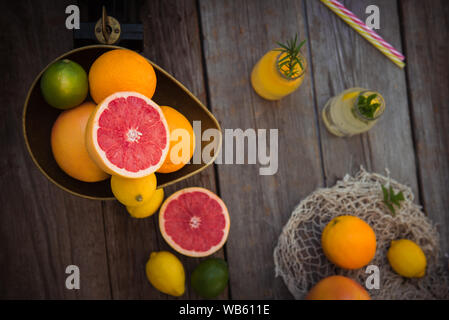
199, 0, 324, 299
399, 0, 449, 256
0, 0, 111, 299
305, 0, 419, 192
144, 0, 227, 299
102, 0, 226, 299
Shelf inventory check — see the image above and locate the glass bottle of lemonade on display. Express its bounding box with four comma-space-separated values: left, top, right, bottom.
251, 35, 307, 100
322, 88, 385, 137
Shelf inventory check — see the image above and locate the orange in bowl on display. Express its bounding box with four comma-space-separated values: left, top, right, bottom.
321, 215, 376, 269
51, 101, 109, 182
88, 49, 157, 104
157, 106, 195, 174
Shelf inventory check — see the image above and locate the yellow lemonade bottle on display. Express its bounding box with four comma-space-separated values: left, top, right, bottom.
251, 35, 307, 100
322, 88, 385, 137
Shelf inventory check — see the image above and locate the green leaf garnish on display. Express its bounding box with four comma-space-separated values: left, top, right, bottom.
381, 185, 404, 216
274, 34, 307, 79
357, 93, 380, 119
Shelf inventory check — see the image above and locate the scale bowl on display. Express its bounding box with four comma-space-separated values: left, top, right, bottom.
23, 45, 221, 200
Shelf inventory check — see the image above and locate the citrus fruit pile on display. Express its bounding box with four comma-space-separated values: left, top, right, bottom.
42, 48, 230, 298
306, 215, 427, 300
43, 49, 196, 184
145, 187, 230, 298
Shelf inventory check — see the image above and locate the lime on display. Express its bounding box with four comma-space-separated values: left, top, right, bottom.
145, 251, 185, 297
191, 258, 228, 298
40, 59, 88, 109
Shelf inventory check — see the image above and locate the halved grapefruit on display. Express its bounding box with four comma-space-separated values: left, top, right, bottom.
159, 187, 230, 257
85, 91, 169, 178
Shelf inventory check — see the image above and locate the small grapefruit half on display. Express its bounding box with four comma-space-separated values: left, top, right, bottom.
159, 187, 230, 257
85, 91, 169, 178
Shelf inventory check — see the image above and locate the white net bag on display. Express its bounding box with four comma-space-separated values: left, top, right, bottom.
273, 168, 449, 299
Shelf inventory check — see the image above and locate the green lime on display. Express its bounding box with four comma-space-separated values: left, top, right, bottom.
191, 258, 228, 298
40, 59, 88, 109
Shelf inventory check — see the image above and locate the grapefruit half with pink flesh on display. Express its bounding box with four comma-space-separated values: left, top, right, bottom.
159, 187, 230, 257
85, 91, 169, 178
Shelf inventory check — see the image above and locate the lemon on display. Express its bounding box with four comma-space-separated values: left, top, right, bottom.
126, 188, 164, 218
387, 239, 427, 278
146, 251, 185, 297
110, 173, 156, 206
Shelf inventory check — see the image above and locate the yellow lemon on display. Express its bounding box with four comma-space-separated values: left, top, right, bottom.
110, 173, 156, 206
387, 239, 427, 278
146, 251, 185, 297
126, 188, 164, 218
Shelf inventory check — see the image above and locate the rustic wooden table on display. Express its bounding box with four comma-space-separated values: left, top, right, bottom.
0, 0, 447, 299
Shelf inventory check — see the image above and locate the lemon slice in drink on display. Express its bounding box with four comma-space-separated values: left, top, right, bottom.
342, 91, 360, 101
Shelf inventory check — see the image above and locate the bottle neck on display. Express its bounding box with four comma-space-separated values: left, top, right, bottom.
352, 90, 385, 122
275, 51, 306, 81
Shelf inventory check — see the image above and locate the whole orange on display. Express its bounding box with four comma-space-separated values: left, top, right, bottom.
156, 106, 195, 173
306, 275, 371, 300
88, 49, 157, 104
51, 102, 109, 182
321, 215, 376, 269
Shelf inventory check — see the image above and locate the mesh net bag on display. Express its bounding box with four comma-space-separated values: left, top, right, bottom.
274, 168, 449, 299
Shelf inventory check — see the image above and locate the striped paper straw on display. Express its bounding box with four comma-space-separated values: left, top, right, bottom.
320, 0, 405, 68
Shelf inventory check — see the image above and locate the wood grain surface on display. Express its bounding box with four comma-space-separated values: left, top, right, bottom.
199, 0, 323, 299
0, 0, 111, 299
305, 0, 418, 193
399, 0, 449, 256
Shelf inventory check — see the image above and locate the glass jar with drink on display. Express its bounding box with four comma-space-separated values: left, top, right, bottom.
321, 88, 386, 137
251, 35, 307, 100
